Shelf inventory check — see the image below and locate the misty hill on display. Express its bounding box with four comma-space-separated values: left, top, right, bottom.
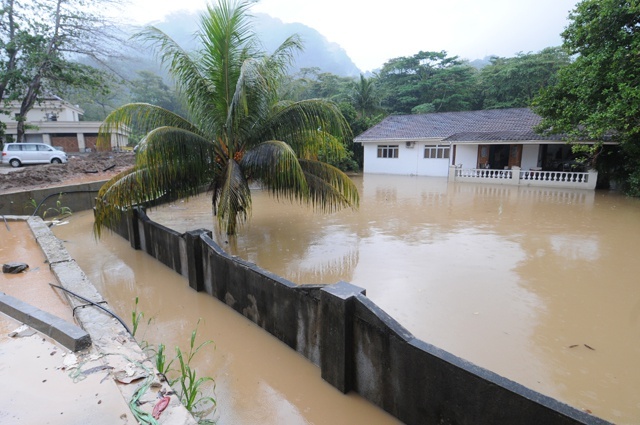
139, 10, 361, 77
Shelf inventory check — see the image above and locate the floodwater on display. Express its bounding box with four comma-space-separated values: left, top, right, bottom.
145, 174, 640, 424
54, 174, 640, 424
53, 211, 401, 425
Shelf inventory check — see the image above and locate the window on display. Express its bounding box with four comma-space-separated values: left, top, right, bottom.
377, 145, 399, 158
424, 145, 450, 159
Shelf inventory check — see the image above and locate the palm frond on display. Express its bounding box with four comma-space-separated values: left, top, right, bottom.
299, 159, 359, 212
264, 34, 303, 78
99, 103, 202, 143
138, 126, 220, 180
135, 26, 219, 134
94, 128, 219, 236
241, 140, 309, 201
93, 166, 158, 237
257, 99, 352, 153
215, 159, 252, 235
199, 0, 257, 133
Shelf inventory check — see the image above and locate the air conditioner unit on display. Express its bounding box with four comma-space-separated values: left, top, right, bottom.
405, 141, 415, 148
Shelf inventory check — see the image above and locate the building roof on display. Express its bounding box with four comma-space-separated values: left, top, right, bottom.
444, 130, 563, 142
354, 108, 565, 143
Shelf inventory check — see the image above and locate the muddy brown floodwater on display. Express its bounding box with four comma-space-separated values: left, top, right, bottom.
55, 174, 640, 424
53, 212, 401, 425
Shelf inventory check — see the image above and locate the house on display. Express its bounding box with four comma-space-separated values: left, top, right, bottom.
0, 95, 128, 152
354, 108, 612, 190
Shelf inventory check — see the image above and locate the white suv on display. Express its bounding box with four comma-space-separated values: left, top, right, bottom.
1, 142, 68, 167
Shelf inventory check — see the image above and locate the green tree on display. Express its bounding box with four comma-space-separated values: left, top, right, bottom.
479, 47, 571, 109
281, 67, 353, 102
377, 51, 478, 114
62, 73, 126, 121
532, 0, 639, 192
95, 0, 359, 236
129, 70, 186, 116
349, 74, 381, 118
0, 0, 122, 141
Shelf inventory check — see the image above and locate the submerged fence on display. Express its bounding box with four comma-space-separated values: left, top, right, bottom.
112, 207, 608, 425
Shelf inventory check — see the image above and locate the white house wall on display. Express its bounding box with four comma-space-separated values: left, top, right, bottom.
0, 100, 82, 123
454, 145, 478, 168
362, 142, 450, 176
521, 145, 540, 170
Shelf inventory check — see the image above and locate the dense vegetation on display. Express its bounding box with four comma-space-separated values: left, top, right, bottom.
533, 0, 640, 193
3, 0, 637, 190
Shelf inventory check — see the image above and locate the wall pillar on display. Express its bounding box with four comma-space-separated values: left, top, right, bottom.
448, 165, 457, 182
185, 229, 211, 291
127, 207, 142, 250
320, 281, 366, 393
587, 169, 598, 190
77, 133, 86, 151
511, 166, 521, 185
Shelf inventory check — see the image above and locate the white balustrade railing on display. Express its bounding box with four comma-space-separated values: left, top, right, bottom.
451, 166, 596, 189
519, 170, 589, 184
456, 168, 512, 179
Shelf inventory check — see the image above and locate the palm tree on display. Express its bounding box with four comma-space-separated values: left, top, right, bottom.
350, 74, 380, 118
94, 0, 358, 236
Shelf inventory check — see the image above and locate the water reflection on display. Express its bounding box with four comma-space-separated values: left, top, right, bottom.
148, 174, 640, 424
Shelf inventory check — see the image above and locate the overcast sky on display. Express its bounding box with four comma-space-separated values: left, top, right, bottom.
121, 0, 580, 72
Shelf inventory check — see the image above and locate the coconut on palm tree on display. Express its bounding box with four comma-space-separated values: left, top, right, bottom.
94, 0, 358, 236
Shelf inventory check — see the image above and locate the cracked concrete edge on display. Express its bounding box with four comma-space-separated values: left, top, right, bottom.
23, 216, 199, 425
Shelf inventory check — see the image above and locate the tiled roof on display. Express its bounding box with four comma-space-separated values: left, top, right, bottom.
354, 108, 564, 142
444, 130, 563, 142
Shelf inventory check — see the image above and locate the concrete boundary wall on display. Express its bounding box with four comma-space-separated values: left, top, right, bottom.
113, 207, 610, 425
0, 181, 107, 217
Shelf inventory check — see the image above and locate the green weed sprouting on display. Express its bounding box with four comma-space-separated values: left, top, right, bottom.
155, 343, 174, 377
24, 194, 72, 220
130, 302, 216, 423
131, 296, 144, 338
173, 321, 216, 415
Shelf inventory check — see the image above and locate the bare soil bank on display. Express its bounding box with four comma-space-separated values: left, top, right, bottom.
0, 152, 136, 193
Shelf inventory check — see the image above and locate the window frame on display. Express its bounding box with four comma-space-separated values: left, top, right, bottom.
377, 144, 399, 159
423, 144, 450, 159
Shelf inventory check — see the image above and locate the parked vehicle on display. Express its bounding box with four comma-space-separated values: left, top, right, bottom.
1, 142, 68, 167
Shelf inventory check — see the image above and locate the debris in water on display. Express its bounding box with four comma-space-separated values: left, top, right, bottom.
584, 344, 595, 351
569, 344, 579, 348
2, 262, 29, 273
152, 396, 171, 419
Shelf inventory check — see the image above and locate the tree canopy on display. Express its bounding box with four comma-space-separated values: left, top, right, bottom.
95, 0, 359, 236
0, 0, 123, 141
532, 0, 640, 192
376, 51, 478, 114
478, 47, 571, 110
